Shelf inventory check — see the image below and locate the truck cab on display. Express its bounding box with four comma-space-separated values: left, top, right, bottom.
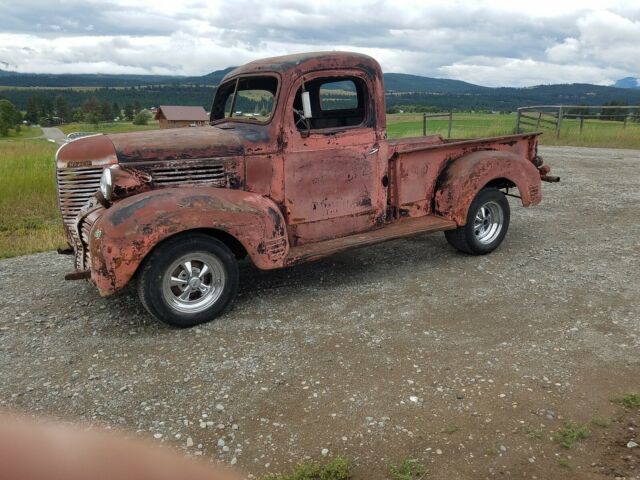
55, 52, 554, 327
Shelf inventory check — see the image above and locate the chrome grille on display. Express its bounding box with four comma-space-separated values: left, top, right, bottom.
80, 217, 93, 269
56, 161, 229, 256
75, 206, 105, 270
149, 163, 226, 187
56, 166, 104, 229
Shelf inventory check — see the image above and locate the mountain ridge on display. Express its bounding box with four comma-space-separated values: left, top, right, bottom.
614, 77, 640, 89
3, 68, 640, 111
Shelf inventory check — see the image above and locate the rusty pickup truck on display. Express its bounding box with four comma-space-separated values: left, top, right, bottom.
55, 52, 557, 327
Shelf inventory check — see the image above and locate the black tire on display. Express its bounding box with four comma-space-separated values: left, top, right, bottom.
137, 233, 239, 327
444, 187, 510, 255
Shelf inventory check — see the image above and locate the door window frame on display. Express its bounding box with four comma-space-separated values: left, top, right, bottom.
287, 70, 375, 136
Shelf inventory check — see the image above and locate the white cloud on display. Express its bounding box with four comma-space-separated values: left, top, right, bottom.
0, 0, 639, 86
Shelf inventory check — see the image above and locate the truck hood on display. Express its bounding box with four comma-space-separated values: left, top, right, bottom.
109, 125, 249, 162
56, 123, 270, 168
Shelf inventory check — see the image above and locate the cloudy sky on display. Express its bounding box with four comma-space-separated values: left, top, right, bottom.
0, 0, 639, 87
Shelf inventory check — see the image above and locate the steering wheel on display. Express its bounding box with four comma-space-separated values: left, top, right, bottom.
293, 108, 311, 132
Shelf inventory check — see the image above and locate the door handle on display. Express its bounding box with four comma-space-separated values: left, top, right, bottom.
366, 147, 379, 156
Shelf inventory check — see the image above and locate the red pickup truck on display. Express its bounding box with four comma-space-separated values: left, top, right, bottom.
56, 52, 556, 327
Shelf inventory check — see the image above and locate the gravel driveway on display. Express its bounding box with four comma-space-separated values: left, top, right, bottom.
40, 127, 67, 145
1, 145, 638, 479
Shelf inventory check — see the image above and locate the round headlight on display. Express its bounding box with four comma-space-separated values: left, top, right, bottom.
100, 167, 113, 201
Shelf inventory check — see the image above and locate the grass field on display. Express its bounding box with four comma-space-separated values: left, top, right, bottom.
387, 112, 640, 149
0, 113, 638, 258
0, 128, 65, 258
59, 120, 160, 135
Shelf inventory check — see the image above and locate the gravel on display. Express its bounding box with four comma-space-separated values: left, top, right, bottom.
1, 145, 639, 479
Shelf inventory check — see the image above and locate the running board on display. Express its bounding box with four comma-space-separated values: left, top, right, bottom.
285, 215, 457, 265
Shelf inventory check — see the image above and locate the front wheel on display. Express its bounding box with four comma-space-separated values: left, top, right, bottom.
137, 234, 239, 327
444, 188, 510, 255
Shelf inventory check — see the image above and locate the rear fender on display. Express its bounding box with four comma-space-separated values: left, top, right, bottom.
434, 150, 542, 225
89, 187, 288, 296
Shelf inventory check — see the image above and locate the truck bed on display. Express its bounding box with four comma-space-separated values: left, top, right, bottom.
387, 132, 541, 157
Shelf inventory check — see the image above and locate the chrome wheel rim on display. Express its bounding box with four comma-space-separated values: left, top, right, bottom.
161, 253, 226, 314
473, 200, 504, 245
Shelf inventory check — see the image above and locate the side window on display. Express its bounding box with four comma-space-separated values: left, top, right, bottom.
293, 76, 368, 132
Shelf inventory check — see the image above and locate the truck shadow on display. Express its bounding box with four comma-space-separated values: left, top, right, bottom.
235, 233, 451, 299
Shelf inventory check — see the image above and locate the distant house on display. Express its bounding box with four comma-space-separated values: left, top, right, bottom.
155, 105, 209, 129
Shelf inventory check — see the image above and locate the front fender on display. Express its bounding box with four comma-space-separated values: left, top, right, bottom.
434, 150, 542, 225
89, 187, 288, 296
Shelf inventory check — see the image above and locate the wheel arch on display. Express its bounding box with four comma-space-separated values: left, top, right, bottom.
133, 227, 248, 279
434, 150, 541, 225
89, 187, 288, 296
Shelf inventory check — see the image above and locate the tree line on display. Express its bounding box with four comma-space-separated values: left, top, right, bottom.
22, 95, 151, 126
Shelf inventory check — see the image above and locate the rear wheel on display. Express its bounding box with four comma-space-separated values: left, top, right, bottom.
138, 234, 239, 327
444, 188, 510, 255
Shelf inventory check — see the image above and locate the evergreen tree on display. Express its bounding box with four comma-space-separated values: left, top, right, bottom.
55, 95, 70, 122
100, 100, 113, 121
601, 101, 628, 121
72, 107, 84, 122
82, 96, 101, 116
25, 95, 40, 124
124, 104, 134, 121
112, 102, 120, 119
0, 99, 20, 136
133, 100, 141, 114
41, 97, 54, 118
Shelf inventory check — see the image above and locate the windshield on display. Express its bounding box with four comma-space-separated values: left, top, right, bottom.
211, 76, 278, 124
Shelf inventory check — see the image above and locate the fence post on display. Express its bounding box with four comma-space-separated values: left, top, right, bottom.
536, 111, 542, 129
422, 113, 426, 136
579, 116, 584, 134
556, 106, 564, 139
516, 109, 521, 133
447, 111, 452, 138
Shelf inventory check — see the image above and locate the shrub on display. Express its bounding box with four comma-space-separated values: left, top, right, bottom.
133, 111, 151, 125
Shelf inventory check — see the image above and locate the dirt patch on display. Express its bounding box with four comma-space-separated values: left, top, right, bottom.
0, 145, 639, 479
592, 408, 639, 479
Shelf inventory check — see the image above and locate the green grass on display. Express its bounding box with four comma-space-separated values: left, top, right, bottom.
553, 422, 590, 449
59, 120, 160, 135
523, 426, 544, 440
387, 112, 640, 149
262, 457, 351, 480
387, 459, 427, 480
0, 132, 65, 258
484, 447, 499, 456
611, 393, 640, 408
557, 456, 572, 469
591, 416, 610, 428
1, 125, 44, 140
387, 113, 514, 140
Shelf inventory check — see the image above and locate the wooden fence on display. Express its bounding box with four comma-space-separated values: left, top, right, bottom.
516, 105, 640, 138
422, 111, 453, 138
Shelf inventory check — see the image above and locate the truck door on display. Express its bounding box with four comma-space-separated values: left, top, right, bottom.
283, 72, 385, 246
